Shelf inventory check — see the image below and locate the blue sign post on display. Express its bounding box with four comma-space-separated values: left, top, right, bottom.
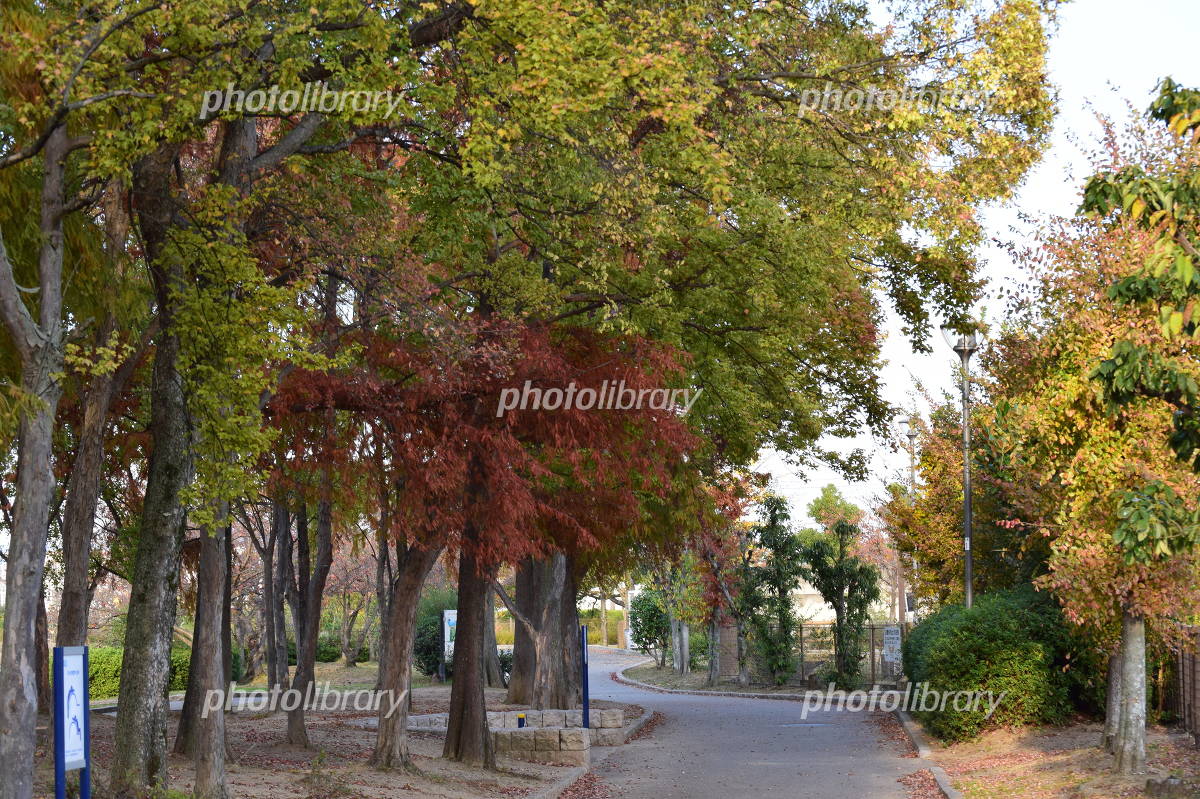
579, 625, 589, 730
54, 645, 91, 799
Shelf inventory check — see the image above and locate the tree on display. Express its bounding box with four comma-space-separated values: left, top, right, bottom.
748, 495, 804, 686
1072, 78, 1200, 773
801, 519, 881, 688
629, 590, 672, 668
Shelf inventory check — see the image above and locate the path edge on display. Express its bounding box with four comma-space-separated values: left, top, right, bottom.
894, 709, 963, 799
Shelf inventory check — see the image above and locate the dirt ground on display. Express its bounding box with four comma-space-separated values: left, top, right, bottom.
928, 720, 1200, 798
38, 662, 637, 799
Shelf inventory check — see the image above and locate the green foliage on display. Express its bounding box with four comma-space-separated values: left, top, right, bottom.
87, 647, 124, 699
902, 587, 1102, 741
629, 589, 671, 660
801, 518, 881, 689
414, 587, 458, 677
1112, 480, 1200, 564
87, 645, 190, 699
748, 495, 803, 685
316, 633, 342, 663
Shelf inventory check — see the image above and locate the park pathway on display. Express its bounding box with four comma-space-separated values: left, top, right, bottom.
587, 649, 921, 799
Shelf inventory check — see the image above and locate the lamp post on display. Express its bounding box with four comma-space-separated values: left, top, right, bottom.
898, 415, 920, 623
903, 416, 919, 489
942, 326, 981, 608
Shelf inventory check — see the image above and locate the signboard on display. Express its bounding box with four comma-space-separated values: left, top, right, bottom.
442, 609, 458, 663
882, 626, 902, 663
54, 645, 91, 799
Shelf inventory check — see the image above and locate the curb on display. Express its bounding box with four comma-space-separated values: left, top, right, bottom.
612, 665, 904, 704
893, 710, 962, 799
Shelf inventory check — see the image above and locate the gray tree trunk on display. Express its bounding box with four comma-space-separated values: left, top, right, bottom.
55, 369, 113, 648
191, 521, 230, 799
0, 125, 68, 799
483, 587, 504, 688
370, 545, 440, 769
1114, 610, 1146, 774
108, 321, 192, 795
443, 542, 495, 767
707, 616, 720, 687
1103, 652, 1122, 753
680, 621, 691, 674
108, 144, 196, 799
505, 558, 538, 705
286, 493, 334, 747
272, 501, 292, 688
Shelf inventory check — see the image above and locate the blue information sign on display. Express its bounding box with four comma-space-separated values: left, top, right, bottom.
54, 645, 91, 799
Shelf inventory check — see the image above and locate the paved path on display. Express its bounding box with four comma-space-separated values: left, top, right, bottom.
587, 650, 922, 799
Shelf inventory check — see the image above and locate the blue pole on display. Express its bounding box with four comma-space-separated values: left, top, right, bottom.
81, 647, 91, 799
53, 648, 65, 799
580, 624, 589, 730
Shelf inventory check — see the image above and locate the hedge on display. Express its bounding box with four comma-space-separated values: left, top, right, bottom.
902, 586, 1102, 741
86, 646, 190, 700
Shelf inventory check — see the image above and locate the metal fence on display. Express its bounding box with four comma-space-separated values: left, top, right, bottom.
788, 621, 908, 685
1174, 627, 1200, 745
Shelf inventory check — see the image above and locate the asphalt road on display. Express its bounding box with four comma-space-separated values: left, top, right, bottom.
587, 650, 922, 799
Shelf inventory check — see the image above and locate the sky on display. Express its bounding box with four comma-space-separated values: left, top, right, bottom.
763, 0, 1200, 527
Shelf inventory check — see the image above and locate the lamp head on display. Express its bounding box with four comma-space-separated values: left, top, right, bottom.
941, 325, 982, 358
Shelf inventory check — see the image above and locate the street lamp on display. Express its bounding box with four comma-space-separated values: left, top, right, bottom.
900, 415, 919, 490
941, 326, 982, 608
897, 414, 920, 624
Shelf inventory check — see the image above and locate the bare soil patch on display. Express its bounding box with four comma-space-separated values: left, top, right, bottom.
926, 720, 1200, 798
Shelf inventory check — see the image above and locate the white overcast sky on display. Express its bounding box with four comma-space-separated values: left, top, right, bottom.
763, 0, 1200, 527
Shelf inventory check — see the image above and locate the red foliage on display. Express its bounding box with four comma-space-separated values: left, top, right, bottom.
267, 320, 698, 572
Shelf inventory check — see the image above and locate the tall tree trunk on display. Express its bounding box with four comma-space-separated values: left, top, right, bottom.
505, 558, 538, 705
557, 560, 582, 707
272, 500, 291, 687
109, 321, 191, 795
736, 620, 750, 687
374, 526, 393, 685
0, 124, 68, 799
56, 370, 113, 648
286, 494, 334, 747
190, 522, 230, 799
109, 146, 194, 794
174, 547, 214, 756
599, 594, 608, 646
223, 523, 233, 685
444, 544, 495, 767
484, 586, 504, 688
1103, 651, 1122, 753
36, 585, 50, 715
679, 621, 690, 675
287, 503, 308, 655
498, 554, 580, 709
707, 615, 720, 687
1114, 610, 1146, 774
371, 545, 440, 769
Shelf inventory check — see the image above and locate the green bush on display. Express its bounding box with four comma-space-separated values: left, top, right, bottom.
86, 646, 191, 698
316, 633, 342, 663
629, 590, 670, 660
168, 647, 190, 692
414, 587, 458, 677
902, 586, 1102, 741
88, 647, 124, 699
